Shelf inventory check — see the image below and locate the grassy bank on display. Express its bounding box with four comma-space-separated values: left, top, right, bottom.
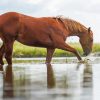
13, 42, 100, 57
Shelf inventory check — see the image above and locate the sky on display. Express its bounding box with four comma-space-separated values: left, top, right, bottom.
0, 0, 100, 43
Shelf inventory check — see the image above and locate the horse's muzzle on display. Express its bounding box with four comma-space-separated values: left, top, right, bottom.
83, 49, 91, 56
83, 52, 89, 56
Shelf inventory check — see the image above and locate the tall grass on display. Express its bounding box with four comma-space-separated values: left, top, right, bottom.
13, 42, 100, 57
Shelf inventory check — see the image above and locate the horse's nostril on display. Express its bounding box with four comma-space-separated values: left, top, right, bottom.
83, 49, 91, 56
83, 53, 88, 56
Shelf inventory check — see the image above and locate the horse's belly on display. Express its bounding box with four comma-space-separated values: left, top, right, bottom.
17, 40, 53, 48
17, 33, 53, 48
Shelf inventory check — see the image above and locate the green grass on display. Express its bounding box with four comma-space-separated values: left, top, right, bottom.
92, 43, 100, 52
13, 42, 100, 57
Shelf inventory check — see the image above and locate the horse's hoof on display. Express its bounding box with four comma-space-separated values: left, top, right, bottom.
78, 59, 89, 63
78, 60, 85, 63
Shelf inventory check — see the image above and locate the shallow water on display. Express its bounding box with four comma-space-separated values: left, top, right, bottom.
0, 57, 100, 100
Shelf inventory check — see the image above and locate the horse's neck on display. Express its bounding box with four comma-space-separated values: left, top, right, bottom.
68, 29, 86, 38
67, 25, 87, 38
68, 30, 80, 37
63, 18, 87, 38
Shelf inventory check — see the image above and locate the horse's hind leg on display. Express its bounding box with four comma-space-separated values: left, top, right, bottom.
46, 48, 55, 64
0, 44, 5, 65
57, 42, 82, 61
4, 41, 14, 65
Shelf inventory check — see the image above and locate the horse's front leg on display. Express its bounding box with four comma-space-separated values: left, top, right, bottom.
57, 42, 82, 61
0, 44, 5, 65
4, 41, 14, 65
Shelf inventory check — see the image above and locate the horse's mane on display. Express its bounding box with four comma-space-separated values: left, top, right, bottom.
54, 16, 87, 34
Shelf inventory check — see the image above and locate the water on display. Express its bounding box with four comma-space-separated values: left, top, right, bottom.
0, 57, 100, 100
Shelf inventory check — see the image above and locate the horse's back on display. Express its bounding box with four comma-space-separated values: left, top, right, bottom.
0, 12, 66, 48
0, 12, 58, 27
0, 12, 20, 21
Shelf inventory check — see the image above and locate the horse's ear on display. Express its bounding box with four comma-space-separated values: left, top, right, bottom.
88, 27, 91, 32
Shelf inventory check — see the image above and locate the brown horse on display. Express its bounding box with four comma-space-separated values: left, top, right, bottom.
0, 12, 93, 65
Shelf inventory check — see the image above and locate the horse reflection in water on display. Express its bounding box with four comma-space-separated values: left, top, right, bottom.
0, 65, 14, 98
81, 63, 93, 100
3, 65, 14, 98
46, 64, 56, 88
0, 63, 93, 99
83, 63, 93, 87
46, 63, 93, 99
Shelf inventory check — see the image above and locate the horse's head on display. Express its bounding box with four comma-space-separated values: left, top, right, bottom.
79, 27, 93, 56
